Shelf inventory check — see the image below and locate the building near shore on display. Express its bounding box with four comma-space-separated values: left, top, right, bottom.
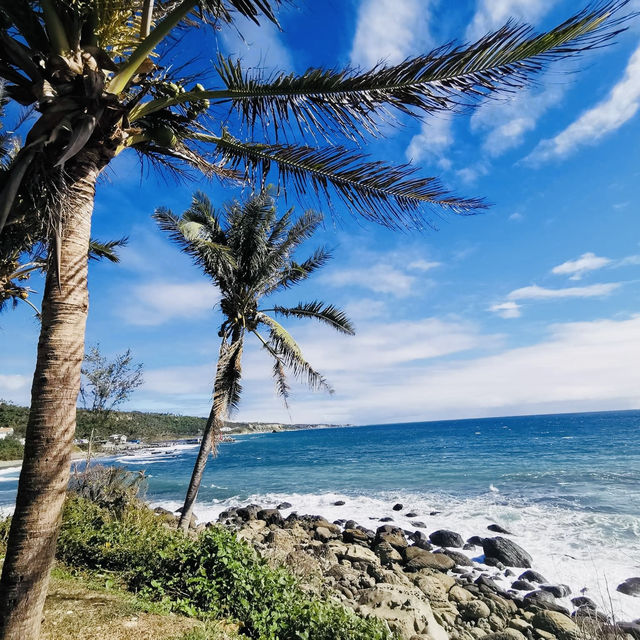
0, 427, 14, 440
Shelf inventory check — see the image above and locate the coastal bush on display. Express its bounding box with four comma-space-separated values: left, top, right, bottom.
57, 497, 393, 640
0, 435, 23, 461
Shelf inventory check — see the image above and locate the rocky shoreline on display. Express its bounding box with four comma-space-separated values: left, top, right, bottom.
168, 502, 640, 640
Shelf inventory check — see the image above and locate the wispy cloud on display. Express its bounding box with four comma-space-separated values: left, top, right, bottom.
552, 253, 612, 280
507, 283, 621, 301
408, 259, 442, 272
350, 0, 434, 68
323, 264, 417, 297
466, 0, 551, 41
406, 114, 454, 168
120, 281, 220, 326
509, 212, 524, 222
526, 43, 640, 164
490, 301, 522, 319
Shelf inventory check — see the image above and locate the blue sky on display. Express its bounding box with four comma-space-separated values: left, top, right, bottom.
2, 0, 640, 425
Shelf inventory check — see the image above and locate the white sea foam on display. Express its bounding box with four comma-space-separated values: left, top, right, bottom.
151, 489, 640, 622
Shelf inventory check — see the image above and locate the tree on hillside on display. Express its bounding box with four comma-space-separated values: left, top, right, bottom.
155, 190, 354, 531
0, 1, 633, 637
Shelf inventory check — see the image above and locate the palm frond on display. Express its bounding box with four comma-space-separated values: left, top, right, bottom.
88, 237, 129, 263
204, 131, 486, 230
214, 2, 632, 140
269, 301, 355, 335
213, 336, 244, 417
272, 358, 290, 407
266, 246, 332, 293
256, 312, 332, 393
200, 0, 285, 26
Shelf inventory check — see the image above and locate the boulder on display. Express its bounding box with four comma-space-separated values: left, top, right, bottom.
237, 504, 262, 521
440, 549, 474, 567
256, 508, 284, 526
392, 503, 404, 511
540, 584, 571, 598
404, 547, 455, 573
488, 524, 512, 535
333, 500, 346, 506
511, 579, 535, 591
276, 502, 292, 510
449, 585, 475, 604
379, 516, 394, 522
519, 569, 547, 583
375, 525, 408, 551
357, 584, 448, 640
479, 631, 526, 640
467, 535, 484, 547
338, 544, 378, 565
482, 537, 532, 568
343, 528, 370, 545
406, 511, 419, 518
570, 596, 596, 610
524, 590, 570, 615
429, 529, 464, 548
617, 577, 640, 597
375, 541, 403, 566
314, 526, 335, 542
411, 521, 427, 529
459, 599, 491, 621
533, 610, 580, 640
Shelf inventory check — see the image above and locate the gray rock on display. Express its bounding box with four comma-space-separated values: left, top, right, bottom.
375, 540, 403, 566
511, 579, 535, 591
343, 528, 370, 545
570, 596, 597, 610
410, 521, 427, 528
333, 500, 346, 506
440, 549, 475, 567
480, 631, 527, 640
404, 547, 455, 572
540, 583, 571, 598
392, 503, 403, 511
257, 508, 284, 526
406, 511, 418, 518
519, 569, 547, 583
429, 529, 464, 548
379, 516, 394, 522
467, 535, 484, 547
533, 610, 580, 640
488, 523, 512, 534
524, 590, 570, 615
482, 537, 532, 568
237, 504, 262, 521
459, 599, 491, 621
276, 502, 292, 510
617, 577, 640, 597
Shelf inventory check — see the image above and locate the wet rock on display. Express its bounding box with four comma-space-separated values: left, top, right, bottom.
277, 502, 292, 510
488, 524, 512, 535
540, 584, 571, 598
533, 610, 580, 640
429, 529, 464, 548
617, 577, 640, 597
440, 549, 475, 567
482, 537, 532, 568
570, 596, 596, 610
406, 511, 418, 518
620, 622, 640, 640
237, 504, 262, 521
511, 579, 535, 591
519, 569, 547, 584
524, 590, 570, 615
467, 535, 484, 547
257, 508, 284, 526
411, 521, 427, 529
392, 503, 404, 511
333, 500, 346, 506
379, 516, 394, 522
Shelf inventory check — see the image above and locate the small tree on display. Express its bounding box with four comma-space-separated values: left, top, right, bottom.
80, 345, 144, 435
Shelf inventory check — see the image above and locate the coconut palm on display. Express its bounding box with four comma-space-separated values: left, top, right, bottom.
154, 190, 354, 531
0, 1, 633, 636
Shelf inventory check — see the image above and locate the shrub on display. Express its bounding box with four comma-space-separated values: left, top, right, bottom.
57, 497, 393, 640
0, 435, 23, 461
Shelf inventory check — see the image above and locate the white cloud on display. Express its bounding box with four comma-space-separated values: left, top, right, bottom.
509, 212, 524, 222
406, 115, 454, 167
527, 43, 640, 164
490, 301, 522, 318
0, 374, 31, 405
507, 282, 620, 301
466, 0, 551, 41
323, 264, 416, 297
121, 281, 220, 326
619, 254, 640, 267
552, 252, 612, 280
350, 0, 434, 68
456, 163, 489, 184
408, 259, 441, 272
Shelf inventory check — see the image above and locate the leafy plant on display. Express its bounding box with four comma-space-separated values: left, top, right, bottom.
0, 435, 23, 461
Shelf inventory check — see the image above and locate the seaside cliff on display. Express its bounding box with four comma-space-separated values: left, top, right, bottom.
180, 502, 639, 640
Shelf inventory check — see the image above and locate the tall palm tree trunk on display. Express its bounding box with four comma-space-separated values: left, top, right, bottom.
0, 153, 101, 640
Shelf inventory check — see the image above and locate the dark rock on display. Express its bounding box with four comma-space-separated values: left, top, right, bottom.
333, 519, 346, 526
482, 537, 532, 568
429, 529, 464, 548
463, 543, 475, 551
440, 549, 475, 567
237, 504, 262, 521
571, 596, 597, 610
409, 530, 429, 544
512, 579, 535, 591
333, 500, 346, 506
519, 569, 547, 584
620, 622, 640, 640
429, 511, 441, 516
541, 584, 571, 598
504, 569, 515, 577
484, 556, 505, 569
410, 521, 427, 529
276, 502, 292, 510
375, 529, 408, 552
392, 503, 403, 511
524, 590, 570, 615
488, 523, 512, 534
617, 577, 640, 597
379, 516, 394, 522
405, 512, 418, 518
344, 519, 358, 530
475, 575, 503, 593
256, 508, 284, 526
467, 535, 484, 547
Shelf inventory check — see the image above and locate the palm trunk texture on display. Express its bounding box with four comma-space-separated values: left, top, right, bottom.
0, 154, 101, 640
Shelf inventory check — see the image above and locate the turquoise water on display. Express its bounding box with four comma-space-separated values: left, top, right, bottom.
1, 409, 639, 618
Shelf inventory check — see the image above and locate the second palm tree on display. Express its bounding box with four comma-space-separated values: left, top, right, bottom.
155, 191, 354, 531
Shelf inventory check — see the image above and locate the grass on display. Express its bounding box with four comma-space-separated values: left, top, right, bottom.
42, 567, 238, 640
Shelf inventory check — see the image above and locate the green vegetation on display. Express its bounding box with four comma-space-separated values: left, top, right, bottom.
0, 436, 23, 461
56, 496, 392, 640
0, 401, 206, 440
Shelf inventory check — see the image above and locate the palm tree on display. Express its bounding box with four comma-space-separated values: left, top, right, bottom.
0, 1, 633, 636
155, 190, 354, 531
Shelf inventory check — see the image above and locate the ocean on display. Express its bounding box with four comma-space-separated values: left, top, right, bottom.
1, 409, 639, 620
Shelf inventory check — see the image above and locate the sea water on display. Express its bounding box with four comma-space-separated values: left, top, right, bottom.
1, 410, 639, 620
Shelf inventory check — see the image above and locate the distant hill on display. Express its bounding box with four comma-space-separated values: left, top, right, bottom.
0, 402, 342, 440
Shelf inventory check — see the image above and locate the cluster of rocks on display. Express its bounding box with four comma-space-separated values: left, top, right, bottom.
210, 504, 640, 640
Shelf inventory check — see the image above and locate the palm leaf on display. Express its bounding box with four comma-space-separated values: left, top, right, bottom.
272, 358, 290, 407
201, 131, 486, 230
269, 301, 355, 335
256, 312, 332, 393
88, 237, 128, 263
213, 336, 244, 418
214, 2, 631, 140
266, 246, 332, 293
